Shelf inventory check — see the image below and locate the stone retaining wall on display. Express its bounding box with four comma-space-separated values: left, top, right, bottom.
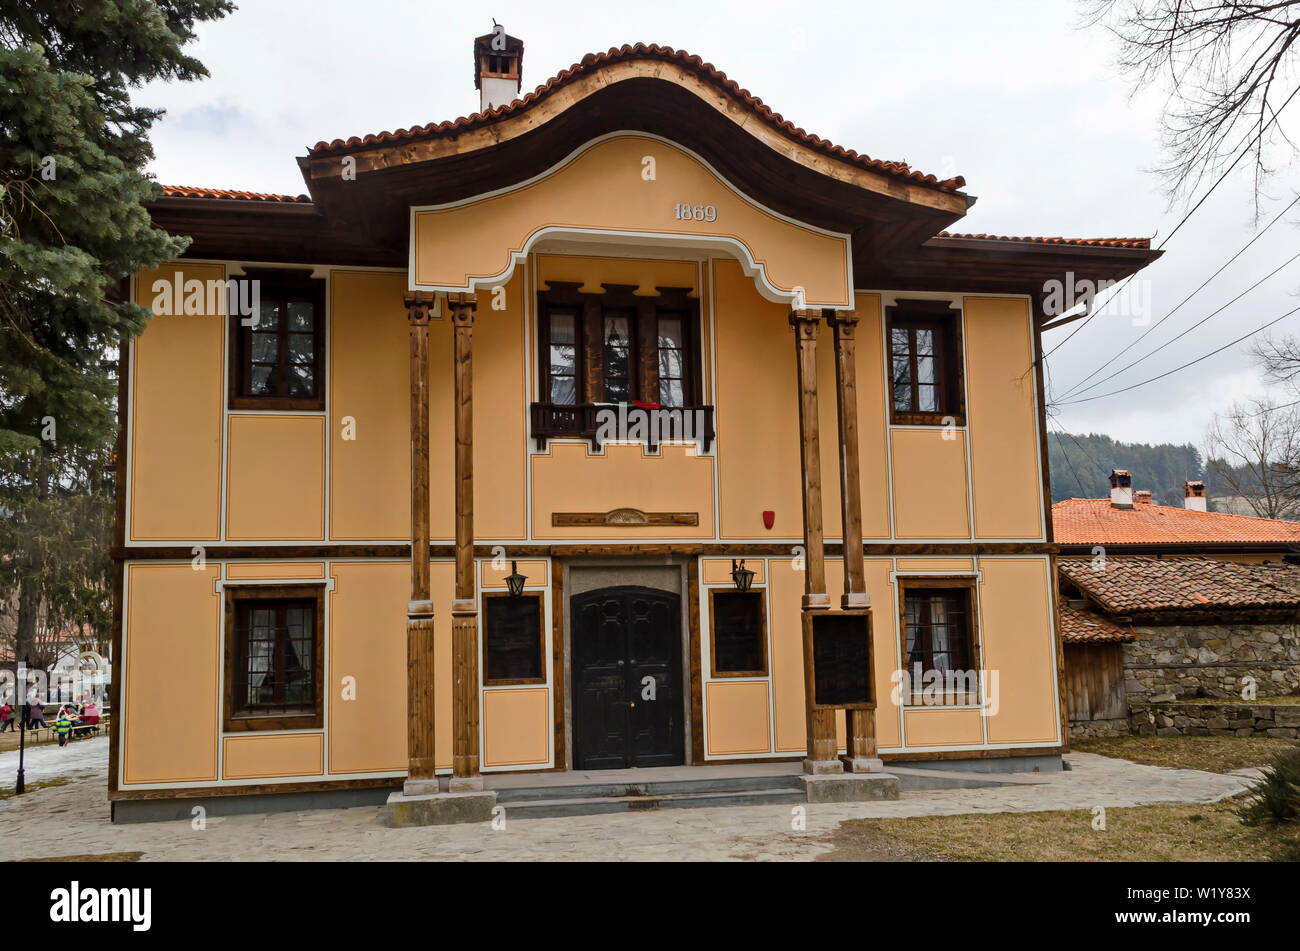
1129, 700, 1300, 739
1124, 622, 1300, 700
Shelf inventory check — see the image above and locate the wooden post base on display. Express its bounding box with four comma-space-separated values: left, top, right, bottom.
842, 708, 881, 772
451, 604, 481, 782
406, 609, 437, 783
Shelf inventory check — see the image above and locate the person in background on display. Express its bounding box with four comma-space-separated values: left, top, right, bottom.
0, 700, 13, 732
54, 706, 73, 747
81, 699, 100, 731
28, 691, 47, 730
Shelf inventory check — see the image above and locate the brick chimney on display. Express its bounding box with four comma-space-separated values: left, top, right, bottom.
1184, 480, 1207, 512
473, 22, 524, 113
1135, 490, 1153, 505
1109, 469, 1133, 509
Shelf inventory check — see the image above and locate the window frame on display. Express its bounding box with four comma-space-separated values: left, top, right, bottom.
482, 591, 547, 686
222, 584, 326, 732
895, 577, 982, 707
885, 299, 965, 427
708, 588, 769, 678
228, 268, 327, 412
535, 282, 703, 410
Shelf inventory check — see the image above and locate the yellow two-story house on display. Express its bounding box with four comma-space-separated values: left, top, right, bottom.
109, 31, 1161, 822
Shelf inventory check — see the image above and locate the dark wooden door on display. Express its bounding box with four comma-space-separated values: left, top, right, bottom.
571, 586, 684, 770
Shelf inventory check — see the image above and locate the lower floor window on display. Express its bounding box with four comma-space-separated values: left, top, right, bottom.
224, 585, 324, 730
899, 580, 979, 704
710, 590, 767, 676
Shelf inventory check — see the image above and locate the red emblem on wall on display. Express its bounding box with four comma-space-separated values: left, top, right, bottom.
762, 510, 776, 530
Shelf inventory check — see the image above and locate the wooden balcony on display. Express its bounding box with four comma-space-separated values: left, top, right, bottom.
529, 402, 715, 452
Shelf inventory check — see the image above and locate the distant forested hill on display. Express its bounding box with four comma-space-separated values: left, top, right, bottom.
1047, 432, 1202, 505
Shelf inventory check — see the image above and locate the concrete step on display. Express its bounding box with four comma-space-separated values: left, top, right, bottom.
494, 772, 802, 803
501, 787, 806, 819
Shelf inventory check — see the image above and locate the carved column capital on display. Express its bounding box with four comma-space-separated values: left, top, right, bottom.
789, 308, 823, 333
403, 291, 436, 326
826, 311, 860, 338
447, 292, 478, 327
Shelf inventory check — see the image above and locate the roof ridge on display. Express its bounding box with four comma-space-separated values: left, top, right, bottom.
304, 43, 966, 194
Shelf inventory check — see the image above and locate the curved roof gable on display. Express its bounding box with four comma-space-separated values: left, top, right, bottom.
306, 43, 967, 199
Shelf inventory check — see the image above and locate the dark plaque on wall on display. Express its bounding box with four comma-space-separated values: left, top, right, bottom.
811, 613, 873, 708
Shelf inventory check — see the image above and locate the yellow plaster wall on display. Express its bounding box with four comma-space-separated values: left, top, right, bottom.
977, 557, 1060, 745
122, 564, 220, 784
482, 688, 551, 767
225, 563, 326, 580
223, 733, 324, 780
964, 297, 1044, 539
328, 270, 411, 541
327, 561, 456, 773
704, 681, 772, 755
890, 429, 971, 539
532, 443, 715, 538
414, 134, 851, 307
226, 415, 325, 540
903, 708, 984, 746
130, 263, 225, 541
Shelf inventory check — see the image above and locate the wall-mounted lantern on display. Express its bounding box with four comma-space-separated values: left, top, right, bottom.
731, 559, 755, 593
505, 561, 527, 597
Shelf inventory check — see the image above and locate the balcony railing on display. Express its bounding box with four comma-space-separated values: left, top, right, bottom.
530, 402, 715, 452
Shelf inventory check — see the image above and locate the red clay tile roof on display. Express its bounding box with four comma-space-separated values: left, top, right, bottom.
1059, 557, 1300, 615
305, 44, 967, 193
1053, 498, 1300, 546
936, 233, 1152, 250
1058, 600, 1137, 644
160, 185, 312, 203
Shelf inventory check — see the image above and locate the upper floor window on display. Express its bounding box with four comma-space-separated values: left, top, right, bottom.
539, 282, 700, 408
886, 300, 963, 426
229, 269, 326, 411
534, 282, 711, 448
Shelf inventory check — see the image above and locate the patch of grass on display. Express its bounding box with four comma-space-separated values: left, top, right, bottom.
1176, 696, 1300, 706
1237, 744, 1300, 827
1073, 735, 1298, 773
827, 801, 1300, 862
0, 776, 72, 800
13, 852, 143, 863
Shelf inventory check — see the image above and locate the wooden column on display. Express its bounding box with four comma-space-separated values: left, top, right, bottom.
448, 293, 483, 790
828, 311, 883, 772
790, 309, 841, 774
403, 292, 437, 793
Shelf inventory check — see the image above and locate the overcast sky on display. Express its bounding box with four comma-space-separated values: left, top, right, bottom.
140, 0, 1300, 455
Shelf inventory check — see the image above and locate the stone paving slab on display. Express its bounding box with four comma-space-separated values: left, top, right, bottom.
0, 751, 1252, 862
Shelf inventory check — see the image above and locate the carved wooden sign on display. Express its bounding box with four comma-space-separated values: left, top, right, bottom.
552, 508, 699, 527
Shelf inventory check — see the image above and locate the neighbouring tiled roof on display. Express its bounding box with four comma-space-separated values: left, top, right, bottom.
1058, 599, 1137, 644
160, 185, 312, 203
1059, 557, 1300, 615
305, 44, 967, 193
1053, 497, 1300, 546
936, 233, 1152, 250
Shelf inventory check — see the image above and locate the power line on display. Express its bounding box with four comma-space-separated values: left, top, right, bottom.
1056, 194, 1300, 400
1047, 420, 1094, 498
1057, 302, 1300, 405
1042, 83, 1300, 362
1059, 248, 1300, 400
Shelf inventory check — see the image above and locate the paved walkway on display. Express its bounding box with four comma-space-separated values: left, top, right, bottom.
0, 751, 1252, 861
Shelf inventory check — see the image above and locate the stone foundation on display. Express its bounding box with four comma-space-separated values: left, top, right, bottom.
1069, 716, 1130, 740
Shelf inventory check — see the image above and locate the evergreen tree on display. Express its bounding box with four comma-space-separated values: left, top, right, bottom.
0, 1, 233, 667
